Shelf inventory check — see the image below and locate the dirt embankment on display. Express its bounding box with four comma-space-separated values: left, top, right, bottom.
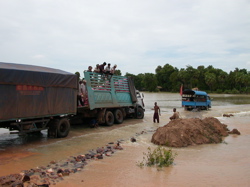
151, 117, 240, 147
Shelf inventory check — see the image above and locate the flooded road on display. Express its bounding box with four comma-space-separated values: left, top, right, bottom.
0, 93, 250, 186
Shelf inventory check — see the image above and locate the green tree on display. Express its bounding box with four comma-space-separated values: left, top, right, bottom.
155, 64, 176, 91
177, 68, 189, 88
143, 73, 158, 92
114, 69, 122, 76
197, 65, 208, 90
186, 65, 200, 88
205, 72, 216, 91
216, 69, 228, 91
125, 72, 145, 90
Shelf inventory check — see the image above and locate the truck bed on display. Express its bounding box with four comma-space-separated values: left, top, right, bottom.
84, 72, 137, 110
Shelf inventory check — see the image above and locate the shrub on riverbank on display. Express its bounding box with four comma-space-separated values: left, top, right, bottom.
137, 146, 177, 168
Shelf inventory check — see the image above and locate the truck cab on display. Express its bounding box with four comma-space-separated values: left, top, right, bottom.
182, 89, 211, 111
136, 90, 145, 109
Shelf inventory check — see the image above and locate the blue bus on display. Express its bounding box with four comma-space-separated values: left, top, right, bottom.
182, 89, 211, 111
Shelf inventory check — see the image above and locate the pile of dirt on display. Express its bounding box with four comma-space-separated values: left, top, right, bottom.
151, 117, 238, 147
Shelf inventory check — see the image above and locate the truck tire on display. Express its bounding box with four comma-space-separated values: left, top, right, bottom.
136, 108, 144, 119
105, 111, 114, 126
56, 118, 70, 138
114, 109, 123, 124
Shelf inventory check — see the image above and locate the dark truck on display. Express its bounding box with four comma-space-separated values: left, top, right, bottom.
0, 62, 144, 138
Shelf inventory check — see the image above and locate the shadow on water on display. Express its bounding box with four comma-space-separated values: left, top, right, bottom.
0, 131, 48, 151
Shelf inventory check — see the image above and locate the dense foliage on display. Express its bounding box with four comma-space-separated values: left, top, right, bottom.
125, 64, 250, 94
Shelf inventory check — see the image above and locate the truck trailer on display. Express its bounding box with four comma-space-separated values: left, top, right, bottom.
0, 62, 144, 138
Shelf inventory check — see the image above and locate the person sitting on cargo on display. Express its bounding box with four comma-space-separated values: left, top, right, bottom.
87, 66, 93, 72
94, 64, 100, 73
105, 63, 111, 74
169, 108, 180, 120
110, 64, 117, 75
99, 62, 106, 73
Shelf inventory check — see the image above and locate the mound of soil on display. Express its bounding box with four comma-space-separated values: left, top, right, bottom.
151, 117, 230, 147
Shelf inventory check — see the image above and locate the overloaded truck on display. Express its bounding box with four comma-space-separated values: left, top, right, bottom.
0, 62, 145, 138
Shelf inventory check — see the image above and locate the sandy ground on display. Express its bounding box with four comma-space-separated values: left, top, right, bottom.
52, 113, 250, 187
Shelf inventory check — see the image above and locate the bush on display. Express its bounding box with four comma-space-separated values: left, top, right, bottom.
216, 89, 223, 93
137, 146, 177, 168
231, 88, 240, 94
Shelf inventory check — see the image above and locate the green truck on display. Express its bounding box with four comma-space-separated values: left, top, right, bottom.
0, 62, 144, 138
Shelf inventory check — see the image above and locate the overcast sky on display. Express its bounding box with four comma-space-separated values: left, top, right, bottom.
0, 0, 250, 76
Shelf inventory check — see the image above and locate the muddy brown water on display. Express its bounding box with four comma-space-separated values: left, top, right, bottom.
0, 93, 250, 187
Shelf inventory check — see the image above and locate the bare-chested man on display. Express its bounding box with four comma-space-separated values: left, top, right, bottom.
153, 102, 161, 123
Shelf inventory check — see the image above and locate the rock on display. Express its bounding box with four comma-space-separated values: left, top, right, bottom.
50, 160, 56, 164
151, 117, 229, 147
22, 175, 30, 183
46, 168, 53, 173
57, 169, 64, 174
60, 162, 68, 167
74, 163, 84, 168
228, 128, 241, 135
23, 181, 35, 187
96, 154, 103, 159
96, 147, 104, 153
11, 182, 23, 187
58, 173, 63, 177
62, 170, 70, 176
0, 140, 127, 186
130, 137, 136, 142
223, 114, 234, 117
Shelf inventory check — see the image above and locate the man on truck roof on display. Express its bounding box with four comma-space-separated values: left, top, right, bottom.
99, 62, 106, 73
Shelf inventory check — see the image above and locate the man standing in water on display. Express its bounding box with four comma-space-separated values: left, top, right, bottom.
170, 108, 180, 120
153, 102, 161, 123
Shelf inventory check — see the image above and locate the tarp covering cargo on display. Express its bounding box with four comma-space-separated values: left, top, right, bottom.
0, 62, 78, 121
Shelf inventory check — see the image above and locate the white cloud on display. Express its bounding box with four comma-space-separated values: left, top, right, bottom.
0, 0, 250, 76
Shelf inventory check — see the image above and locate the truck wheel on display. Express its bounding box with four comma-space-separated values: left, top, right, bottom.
105, 111, 114, 126
114, 109, 123, 124
56, 118, 70, 138
136, 108, 144, 119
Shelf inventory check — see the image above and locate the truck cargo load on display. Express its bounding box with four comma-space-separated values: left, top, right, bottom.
0, 62, 78, 121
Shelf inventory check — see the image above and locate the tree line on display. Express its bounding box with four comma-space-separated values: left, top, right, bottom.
75, 64, 250, 94
124, 64, 250, 94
